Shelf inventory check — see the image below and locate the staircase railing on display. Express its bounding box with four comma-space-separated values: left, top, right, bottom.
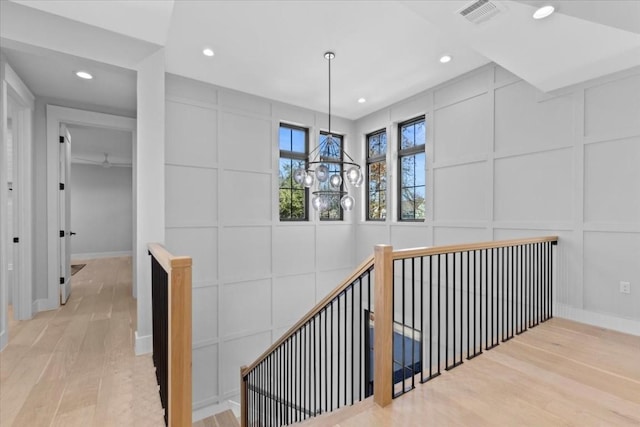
387, 236, 557, 399
240, 236, 557, 426
240, 256, 375, 426
148, 243, 192, 427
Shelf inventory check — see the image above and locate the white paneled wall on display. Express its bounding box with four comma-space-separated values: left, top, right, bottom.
354, 64, 640, 336
164, 74, 356, 413
163, 63, 640, 418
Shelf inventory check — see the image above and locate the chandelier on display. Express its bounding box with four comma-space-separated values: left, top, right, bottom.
293, 51, 362, 212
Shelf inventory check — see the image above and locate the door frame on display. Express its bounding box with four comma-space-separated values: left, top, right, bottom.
45, 105, 136, 311
0, 60, 34, 350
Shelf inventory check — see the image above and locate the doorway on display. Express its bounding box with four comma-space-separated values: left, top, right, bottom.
45, 106, 136, 311
0, 62, 34, 351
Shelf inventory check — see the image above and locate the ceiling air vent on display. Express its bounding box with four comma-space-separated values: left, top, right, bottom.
458, 0, 501, 24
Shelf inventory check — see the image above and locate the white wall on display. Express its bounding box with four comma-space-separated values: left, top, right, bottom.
70, 163, 132, 258
354, 64, 640, 334
164, 73, 357, 415
134, 48, 165, 355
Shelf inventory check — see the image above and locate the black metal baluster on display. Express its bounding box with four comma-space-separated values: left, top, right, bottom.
331, 300, 335, 412
537, 243, 542, 326
359, 278, 363, 401
437, 254, 441, 375
445, 253, 449, 369
467, 251, 470, 358
300, 324, 309, 420
337, 294, 341, 407
419, 256, 424, 383
528, 244, 532, 329
484, 249, 488, 351
488, 248, 498, 350
460, 253, 463, 364
517, 245, 523, 335
551, 241, 555, 318
401, 259, 406, 391
428, 255, 433, 380
449, 252, 455, 370
350, 286, 354, 406
508, 246, 512, 338
344, 292, 347, 407
502, 247, 506, 342
495, 248, 500, 347
411, 257, 416, 390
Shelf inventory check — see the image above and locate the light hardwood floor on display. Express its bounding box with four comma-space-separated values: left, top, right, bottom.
0, 257, 165, 426
299, 317, 640, 426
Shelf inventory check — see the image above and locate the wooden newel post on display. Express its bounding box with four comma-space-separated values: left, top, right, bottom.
240, 366, 248, 427
373, 244, 393, 407
169, 256, 192, 427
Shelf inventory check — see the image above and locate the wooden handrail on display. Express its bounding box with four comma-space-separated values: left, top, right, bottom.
391, 236, 558, 260
241, 254, 375, 376
148, 243, 192, 427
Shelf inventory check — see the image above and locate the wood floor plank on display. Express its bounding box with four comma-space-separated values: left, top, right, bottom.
12, 379, 66, 427
0, 257, 165, 427
294, 318, 640, 427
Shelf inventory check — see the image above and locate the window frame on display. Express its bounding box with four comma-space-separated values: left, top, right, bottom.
318, 131, 344, 221
279, 123, 309, 221
366, 128, 387, 221
397, 116, 426, 222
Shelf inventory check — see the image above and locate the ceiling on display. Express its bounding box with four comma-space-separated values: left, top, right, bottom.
1, 0, 639, 121
68, 125, 132, 167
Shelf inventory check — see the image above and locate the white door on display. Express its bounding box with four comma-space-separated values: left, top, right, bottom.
59, 125, 72, 304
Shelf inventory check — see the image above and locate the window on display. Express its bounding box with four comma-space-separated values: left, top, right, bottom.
366, 129, 387, 220
398, 117, 426, 221
318, 132, 344, 221
279, 124, 308, 220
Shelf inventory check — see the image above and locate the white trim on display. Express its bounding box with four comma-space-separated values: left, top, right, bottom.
134, 330, 152, 355
192, 399, 240, 423
4, 63, 34, 109
33, 298, 58, 313
227, 399, 241, 418
71, 250, 133, 260
46, 105, 136, 312
13, 104, 33, 320
1, 59, 35, 352
0, 329, 6, 352
555, 303, 640, 336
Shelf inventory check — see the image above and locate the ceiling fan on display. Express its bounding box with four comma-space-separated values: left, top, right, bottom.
71, 152, 131, 168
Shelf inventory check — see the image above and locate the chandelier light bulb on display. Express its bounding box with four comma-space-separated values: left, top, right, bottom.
346, 167, 360, 185
303, 173, 315, 188
329, 174, 342, 189
312, 195, 323, 211
340, 195, 355, 211
354, 172, 364, 187
315, 164, 329, 182
293, 168, 306, 185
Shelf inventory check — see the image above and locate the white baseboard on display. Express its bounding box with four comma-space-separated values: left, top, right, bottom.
555, 303, 640, 336
33, 298, 59, 313
192, 399, 229, 423
192, 399, 241, 423
71, 250, 132, 261
0, 329, 7, 352
227, 399, 240, 418
135, 331, 152, 355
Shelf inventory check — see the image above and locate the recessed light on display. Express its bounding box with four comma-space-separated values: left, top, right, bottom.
358, 98, 366, 104
533, 5, 555, 19
202, 48, 215, 57
439, 55, 452, 64
75, 71, 93, 80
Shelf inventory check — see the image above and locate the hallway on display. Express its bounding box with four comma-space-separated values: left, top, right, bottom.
0, 257, 165, 426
